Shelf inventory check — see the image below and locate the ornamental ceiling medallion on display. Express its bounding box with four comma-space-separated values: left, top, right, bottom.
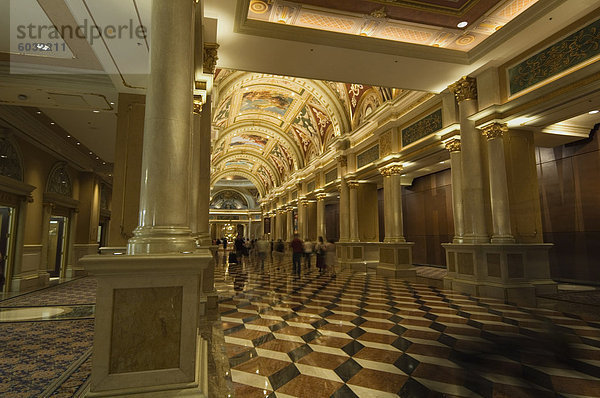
247, 0, 540, 51
212, 70, 393, 196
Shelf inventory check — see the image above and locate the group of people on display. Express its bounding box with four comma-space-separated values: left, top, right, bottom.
214, 234, 337, 277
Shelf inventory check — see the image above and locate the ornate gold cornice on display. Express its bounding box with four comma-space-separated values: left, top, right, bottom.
379, 163, 403, 177
448, 76, 477, 103
445, 139, 461, 152
203, 44, 219, 75
482, 122, 508, 140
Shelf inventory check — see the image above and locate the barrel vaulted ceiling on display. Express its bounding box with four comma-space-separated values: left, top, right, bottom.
211, 69, 395, 196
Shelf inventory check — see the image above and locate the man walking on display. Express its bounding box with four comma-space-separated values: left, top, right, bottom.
256, 235, 270, 270
290, 234, 304, 276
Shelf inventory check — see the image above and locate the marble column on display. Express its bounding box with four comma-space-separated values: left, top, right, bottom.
380, 163, 406, 242
445, 139, 465, 243
286, 207, 294, 240
483, 123, 514, 243
127, 0, 196, 254
197, 94, 212, 246
338, 156, 350, 242
300, 200, 309, 240
316, 193, 327, 240
449, 76, 488, 243
348, 181, 360, 242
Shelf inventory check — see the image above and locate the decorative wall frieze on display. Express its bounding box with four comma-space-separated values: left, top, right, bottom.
482, 122, 508, 140
448, 76, 477, 103
401, 108, 442, 147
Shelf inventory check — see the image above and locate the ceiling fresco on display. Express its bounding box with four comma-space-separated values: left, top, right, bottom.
247, 0, 539, 51
211, 69, 394, 195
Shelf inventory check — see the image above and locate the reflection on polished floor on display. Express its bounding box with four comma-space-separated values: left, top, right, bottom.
0, 254, 599, 396
214, 250, 600, 398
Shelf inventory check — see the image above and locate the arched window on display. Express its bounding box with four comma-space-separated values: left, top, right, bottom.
0, 137, 24, 181
46, 163, 72, 197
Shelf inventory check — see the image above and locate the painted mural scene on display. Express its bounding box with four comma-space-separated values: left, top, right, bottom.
1, 0, 600, 397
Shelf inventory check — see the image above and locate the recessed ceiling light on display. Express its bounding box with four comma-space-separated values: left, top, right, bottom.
18, 94, 28, 100
102, 162, 106, 165
67, 135, 71, 138
589, 110, 599, 114
36, 111, 41, 115
457, 21, 468, 28
50, 122, 55, 125
92, 110, 100, 113
89, 151, 93, 155
76, 142, 81, 145
110, 102, 115, 105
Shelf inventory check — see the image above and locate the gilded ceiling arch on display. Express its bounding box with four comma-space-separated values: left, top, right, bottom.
214, 152, 281, 185
211, 169, 267, 197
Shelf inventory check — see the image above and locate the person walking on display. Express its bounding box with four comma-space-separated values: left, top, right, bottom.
256, 236, 269, 270
290, 234, 304, 276
222, 237, 228, 251
234, 234, 245, 261
325, 239, 337, 277
303, 239, 314, 269
315, 236, 326, 274
275, 238, 285, 268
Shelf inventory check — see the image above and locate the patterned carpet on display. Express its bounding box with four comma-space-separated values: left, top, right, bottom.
216, 256, 600, 397
0, 319, 94, 397
0, 278, 96, 307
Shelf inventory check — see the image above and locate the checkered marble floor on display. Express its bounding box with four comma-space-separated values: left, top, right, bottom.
215, 253, 600, 397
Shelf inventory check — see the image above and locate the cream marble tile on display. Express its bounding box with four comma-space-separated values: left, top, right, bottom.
347, 384, 399, 398
231, 369, 273, 390
358, 340, 400, 352
295, 363, 344, 383
353, 358, 405, 375
272, 333, 306, 343
413, 377, 483, 397
224, 336, 254, 347
255, 348, 293, 362
308, 344, 348, 357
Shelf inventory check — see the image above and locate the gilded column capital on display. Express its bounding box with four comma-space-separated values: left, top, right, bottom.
299, 198, 309, 207
203, 44, 219, 75
193, 95, 203, 115
316, 193, 328, 201
347, 180, 360, 189
482, 122, 508, 140
379, 163, 403, 177
448, 76, 477, 103
336, 155, 347, 168
445, 139, 461, 152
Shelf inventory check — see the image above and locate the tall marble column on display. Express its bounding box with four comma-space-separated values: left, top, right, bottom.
348, 180, 360, 242
445, 139, 465, 243
286, 207, 294, 240
128, 0, 196, 254
380, 163, 406, 242
300, 200, 309, 240
82, 1, 210, 395
449, 76, 488, 243
482, 123, 514, 243
338, 156, 350, 242
316, 193, 327, 240
196, 94, 212, 246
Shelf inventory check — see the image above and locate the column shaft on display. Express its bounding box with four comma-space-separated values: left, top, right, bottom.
484, 125, 514, 242
446, 141, 465, 243
197, 94, 212, 245
128, 0, 196, 254
339, 180, 350, 242
286, 209, 294, 240
316, 197, 326, 240
348, 182, 360, 242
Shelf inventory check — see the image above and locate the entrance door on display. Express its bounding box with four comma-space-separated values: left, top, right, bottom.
48, 216, 67, 278
0, 207, 14, 293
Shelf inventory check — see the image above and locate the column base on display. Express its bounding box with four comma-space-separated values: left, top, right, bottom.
128, 226, 197, 254
461, 235, 490, 244
81, 253, 211, 396
442, 243, 557, 306
336, 242, 378, 272
490, 235, 515, 244
376, 242, 416, 282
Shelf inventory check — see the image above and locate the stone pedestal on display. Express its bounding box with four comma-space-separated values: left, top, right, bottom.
337, 242, 379, 272
376, 242, 416, 281
442, 243, 557, 306
81, 253, 210, 397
